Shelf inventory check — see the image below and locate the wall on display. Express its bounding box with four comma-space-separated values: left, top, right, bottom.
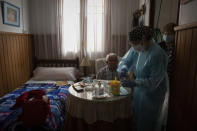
0, 0, 30, 33
179, 0, 197, 25
153, 0, 179, 30
139, 0, 150, 26
111, 0, 137, 35
29, 0, 57, 34
137, 0, 179, 30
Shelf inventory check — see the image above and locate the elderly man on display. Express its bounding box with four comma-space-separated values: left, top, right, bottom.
96, 53, 119, 80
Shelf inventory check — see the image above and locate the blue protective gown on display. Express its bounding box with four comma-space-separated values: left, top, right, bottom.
118, 42, 168, 131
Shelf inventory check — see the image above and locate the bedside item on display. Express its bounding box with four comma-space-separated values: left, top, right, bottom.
72, 84, 84, 93
120, 86, 129, 96
80, 57, 91, 76
92, 93, 109, 99
93, 81, 105, 96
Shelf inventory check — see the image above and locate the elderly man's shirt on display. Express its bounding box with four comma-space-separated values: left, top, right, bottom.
96, 66, 118, 80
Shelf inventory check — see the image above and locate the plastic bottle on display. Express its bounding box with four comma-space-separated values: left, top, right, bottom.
98, 81, 104, 95
109, 77, 120, 95
94, 82, 99, 97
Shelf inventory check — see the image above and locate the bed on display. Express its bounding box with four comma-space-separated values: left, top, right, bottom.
0, 58, 79, 131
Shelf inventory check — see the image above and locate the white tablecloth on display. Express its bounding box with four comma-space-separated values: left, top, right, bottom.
66, 85, 133, 124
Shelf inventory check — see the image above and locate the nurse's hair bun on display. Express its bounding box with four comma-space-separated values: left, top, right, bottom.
129, 26, 153, 42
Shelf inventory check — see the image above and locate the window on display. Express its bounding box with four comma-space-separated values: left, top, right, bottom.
62, 0, 104, 58
87, 0, 104, 53
62, 0, 80, 56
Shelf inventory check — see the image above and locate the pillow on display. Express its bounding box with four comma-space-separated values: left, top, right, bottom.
32, 67, 78, 81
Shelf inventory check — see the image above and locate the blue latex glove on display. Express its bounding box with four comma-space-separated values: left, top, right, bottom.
121, 80, 136, 87
118, 65, 129, 79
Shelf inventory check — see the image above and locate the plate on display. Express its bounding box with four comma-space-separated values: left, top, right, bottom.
92, 93, 109, 99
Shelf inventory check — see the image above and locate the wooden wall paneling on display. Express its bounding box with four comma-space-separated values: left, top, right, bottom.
176, 30, 187, 129
171, 31, 182, 129
168, 29, 191, 130
182, 29, 195, 130
13, 35, 19, 88
14, 35, 21, 88
19, 36, 24, 84
24, 36, 29, 82
190, 28, 197, 130
0, 32, 33, 96
25, 36, 30, 82
27, 36, 32, 79
0, 34, 7, 96
15, 35, 20, 85
0, 35, 4, 96
172, 30, 182, 129
23, 36, 28, 81
17, 35, 23, 85
23, 36, 29, 83
8, 35, 17, 90
18, 35, 23, 85
168, 23, 197, 131
0, 36, 2, 96
10, 35, 16, 90
14, 35, 20, 88
26, 36, 30, 73
2, 35, 11, 93
28, 35, 35, 76
20, 35, 25, 83
7, 34, 16, 91
9, 35, 16, 90
23, 35, 28, 82
168, 32, 179, 129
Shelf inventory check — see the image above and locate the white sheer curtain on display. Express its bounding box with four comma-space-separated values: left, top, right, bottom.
86, 0, 105, 59
30, 0, 137, 60
61, 0, 136, 60
104, 0, 138, 57
61, 0, 105, 60
62, 0, 80, 59
29, 0, 63, 59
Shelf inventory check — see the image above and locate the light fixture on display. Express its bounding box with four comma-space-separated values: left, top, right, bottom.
80, 57, 91, 76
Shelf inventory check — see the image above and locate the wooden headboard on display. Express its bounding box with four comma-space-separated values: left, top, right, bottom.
34, 57, 79, 69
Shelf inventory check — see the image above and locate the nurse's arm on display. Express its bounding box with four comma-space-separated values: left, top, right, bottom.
117, 48, 135, 72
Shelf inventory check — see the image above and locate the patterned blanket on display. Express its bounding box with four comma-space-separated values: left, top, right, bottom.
0, 83, 70, 131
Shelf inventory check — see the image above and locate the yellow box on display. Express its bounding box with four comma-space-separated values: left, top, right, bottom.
109, 79, 120, 95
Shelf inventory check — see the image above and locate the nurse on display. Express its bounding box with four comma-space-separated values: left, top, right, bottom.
118, 26, 168, 131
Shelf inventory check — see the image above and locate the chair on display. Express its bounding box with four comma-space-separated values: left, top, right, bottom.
95, 58, 107, 74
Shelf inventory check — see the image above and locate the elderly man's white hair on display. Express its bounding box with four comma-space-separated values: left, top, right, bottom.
106, 53, 118, 61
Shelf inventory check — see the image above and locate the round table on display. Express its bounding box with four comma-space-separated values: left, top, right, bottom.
64, 81, 133, 131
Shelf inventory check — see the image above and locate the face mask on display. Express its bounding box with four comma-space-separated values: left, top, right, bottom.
133, 44, 145, 52
163, 35, 174, 43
